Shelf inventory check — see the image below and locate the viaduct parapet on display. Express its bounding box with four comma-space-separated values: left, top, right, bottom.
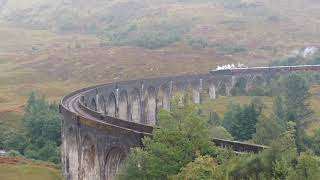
60, 65, 320, 180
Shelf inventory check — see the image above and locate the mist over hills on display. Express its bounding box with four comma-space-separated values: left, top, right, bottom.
0, 0, 319, 84
0, 0, 319, 60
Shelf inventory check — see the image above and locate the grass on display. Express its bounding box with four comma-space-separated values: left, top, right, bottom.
0, 49, 90, 130
0, 112, 24, 130
306, 85, 320, 135
0, 157, 62, 180
2, 0, 320, 64
0, 79, 88, 132
0, 24, 99, 52
0, 164, 62, 180
0, 52, 90, 108
201, 95, 273, 118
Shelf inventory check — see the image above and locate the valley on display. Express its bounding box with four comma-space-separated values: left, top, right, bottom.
0, 0, 320, 178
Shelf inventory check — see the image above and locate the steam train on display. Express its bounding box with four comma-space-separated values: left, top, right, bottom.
210, 65, 320, 76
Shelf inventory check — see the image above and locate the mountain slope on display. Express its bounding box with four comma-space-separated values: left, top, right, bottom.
0, 156, 62, 180
1, 0, 319, 60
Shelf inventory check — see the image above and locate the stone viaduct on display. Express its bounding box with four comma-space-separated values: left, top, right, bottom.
60, 65, 320, 180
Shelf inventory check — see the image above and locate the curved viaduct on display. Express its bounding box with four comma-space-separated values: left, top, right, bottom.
60, 65, 320, 180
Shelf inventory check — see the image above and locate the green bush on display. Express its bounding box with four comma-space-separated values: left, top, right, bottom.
188, 38, 246, 54
171, 155, 224, 180
102, 22, 190, 49
188, 38, 209, 49
1, 93, 61, 164
231, 78, 248, 96
7, 150, 23, 157
208, 111, 221, 126
222, 99, 263, 141
2, 131, 27, 153
118, 94, 226, 179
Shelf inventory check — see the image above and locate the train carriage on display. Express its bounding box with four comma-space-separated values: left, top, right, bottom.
210, 65, 320, 76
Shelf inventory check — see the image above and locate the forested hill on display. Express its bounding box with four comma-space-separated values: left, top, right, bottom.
1, 0, 320, 55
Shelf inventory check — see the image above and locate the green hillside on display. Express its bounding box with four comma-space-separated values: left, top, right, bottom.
0, 157, 62, 180
1, 0, 320, 56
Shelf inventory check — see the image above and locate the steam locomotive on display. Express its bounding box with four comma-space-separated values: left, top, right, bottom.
210, 65, 320, 76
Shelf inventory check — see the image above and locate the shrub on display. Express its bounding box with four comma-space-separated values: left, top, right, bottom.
102, 22, 190, 49
7, 150, 22, 157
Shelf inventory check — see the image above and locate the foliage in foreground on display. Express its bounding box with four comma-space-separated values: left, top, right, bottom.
117, 95, 231, 179
222, 98, 263, 141
172, 155, 224, 180
0, 93, 61, 164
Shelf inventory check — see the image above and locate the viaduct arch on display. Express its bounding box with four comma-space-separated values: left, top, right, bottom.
60, 65, 320, 180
